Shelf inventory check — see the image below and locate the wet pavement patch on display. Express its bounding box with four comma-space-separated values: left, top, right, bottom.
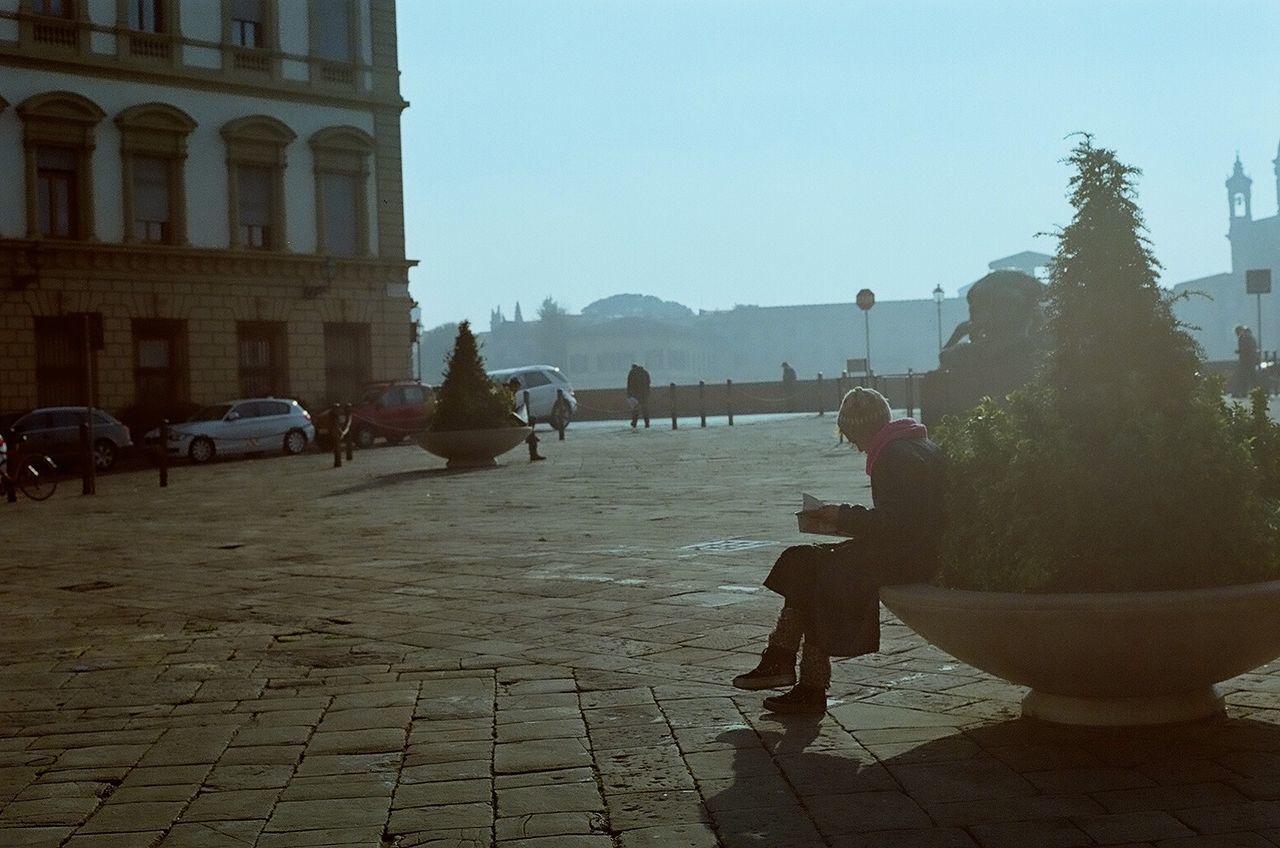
58, 580, 116, 592
681, 539, 777, 553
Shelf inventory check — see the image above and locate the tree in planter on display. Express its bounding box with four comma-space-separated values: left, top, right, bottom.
430, 320, 514, 432
939, 138, 1280, 593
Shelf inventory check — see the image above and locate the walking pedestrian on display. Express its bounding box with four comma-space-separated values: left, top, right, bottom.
731, 387, 946, 714
781, 361, 797, 411
1235, 325, 1260, 398
626, 363, 651, 429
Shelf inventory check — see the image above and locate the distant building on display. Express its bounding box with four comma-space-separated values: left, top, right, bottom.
1171, 152, 1280, 360
0, 1, 415, 423
476, 273, 979, 390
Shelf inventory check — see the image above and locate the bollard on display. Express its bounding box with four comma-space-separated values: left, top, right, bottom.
906, 369, 915, 418
159, 419, 169, 488
670, 383, 678, 430
3, 436, 15, 503
343, 404, 354, 461
726, 379, 734, 426
816, 373, 824, 416
699, 380, 707, 428
79, 421, 95, 496
331, 406, 343, 468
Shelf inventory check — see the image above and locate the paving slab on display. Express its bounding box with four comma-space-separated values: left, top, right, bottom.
6, 416, 1280, 845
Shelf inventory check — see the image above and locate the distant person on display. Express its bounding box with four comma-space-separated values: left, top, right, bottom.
551, 389, 572, 441
626, 363, 651, 429
504, 377, 529, 422
781, 361, 797, 411
1235, 325, 1260, 398
731, 387, 946, 714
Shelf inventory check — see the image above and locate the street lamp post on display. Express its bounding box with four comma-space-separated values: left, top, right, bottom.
932, 284, 945, 353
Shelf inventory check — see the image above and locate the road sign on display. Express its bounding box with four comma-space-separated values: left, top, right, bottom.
1247, 269, 1272, 295
856, 289, 876, 311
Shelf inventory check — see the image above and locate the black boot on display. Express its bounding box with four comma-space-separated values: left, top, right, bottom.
762, 685, 827, 715
732, 646, 796, 691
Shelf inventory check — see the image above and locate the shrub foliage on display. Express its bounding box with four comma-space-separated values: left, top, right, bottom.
938, 139, 1280, 592
430, 320, 515, 432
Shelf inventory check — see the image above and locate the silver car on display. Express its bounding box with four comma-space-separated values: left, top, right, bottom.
0, 407, 132, 471
487, 365, 578, 428
147, 398, 314, 464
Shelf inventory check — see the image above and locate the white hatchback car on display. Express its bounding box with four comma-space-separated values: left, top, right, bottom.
147, 398, 315, 464
488, 365, 579, 429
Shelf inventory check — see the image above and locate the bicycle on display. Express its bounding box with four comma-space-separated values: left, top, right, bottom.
0, 434, 58, 502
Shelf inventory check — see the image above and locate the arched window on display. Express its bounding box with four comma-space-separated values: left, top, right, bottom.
115, 103, 197, 245
221, 115, 295, 251
17, 91, 105, 240
310, 126, 373, 256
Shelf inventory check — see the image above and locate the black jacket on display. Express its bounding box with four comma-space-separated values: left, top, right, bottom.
626, 366, 651, 400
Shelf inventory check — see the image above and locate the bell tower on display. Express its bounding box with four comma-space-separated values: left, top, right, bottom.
1227, 154, 1253, 228
1272, 140, 1280, 214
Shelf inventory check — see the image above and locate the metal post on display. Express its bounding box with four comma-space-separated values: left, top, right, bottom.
1258, 292, 1265, 353
343, 404, 354, 461
82, 313, 96, 495
331, 406, 342, 468
4, 436, 17, 503
906, 369, 915, 419
816, 373, 824, 416
668, 383, 677, 430
726, 379, 734, 426
159, 420, 169, 488
699, 380, 706, 428
836, 373, 845, 443
864, 310, 872, 378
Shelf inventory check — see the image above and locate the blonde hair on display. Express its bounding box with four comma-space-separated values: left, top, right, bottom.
837, 387, 891, 442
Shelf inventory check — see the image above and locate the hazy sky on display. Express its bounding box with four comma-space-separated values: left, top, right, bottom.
398, 1, 1280, 332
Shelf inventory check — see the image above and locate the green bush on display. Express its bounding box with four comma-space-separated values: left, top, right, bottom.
937, 139, 1280, 592
430, 320, 515, 432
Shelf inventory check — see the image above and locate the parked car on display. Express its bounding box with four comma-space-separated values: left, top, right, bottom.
312, 380, 436, 449
0, 407, 132, 471
487, 365, 578, 429
145, 398, 314, 464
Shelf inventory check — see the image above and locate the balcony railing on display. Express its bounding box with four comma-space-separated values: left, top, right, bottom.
128, 32, 172, 61
32, 16, 78, 49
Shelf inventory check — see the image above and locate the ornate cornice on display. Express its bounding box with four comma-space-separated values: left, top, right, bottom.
1, 239, 416, 286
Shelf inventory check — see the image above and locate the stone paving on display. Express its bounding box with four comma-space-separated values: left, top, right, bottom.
3, 414, 1280, 847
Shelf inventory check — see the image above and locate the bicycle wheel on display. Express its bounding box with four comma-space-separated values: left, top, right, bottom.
17, 455, 57, 501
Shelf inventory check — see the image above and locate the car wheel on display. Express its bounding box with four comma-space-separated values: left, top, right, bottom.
188, 436, 215, 464
384, 434, 405, 446
283, 428, 308, 455
93, 439, 117, 471
355, 426, 376, 449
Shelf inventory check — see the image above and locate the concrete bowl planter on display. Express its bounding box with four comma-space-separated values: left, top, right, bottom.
879, 581, 1280, 726
414, 426, 531, 468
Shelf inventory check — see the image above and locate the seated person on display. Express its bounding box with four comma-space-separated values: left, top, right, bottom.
732, 387, 947, 714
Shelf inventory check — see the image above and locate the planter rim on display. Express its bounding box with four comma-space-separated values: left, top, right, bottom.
881, 579, 1280, 612
425, 425, 530, 434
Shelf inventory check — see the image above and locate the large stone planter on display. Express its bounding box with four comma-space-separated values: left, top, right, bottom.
414, 426, 531, 468
879, 581, 1280, 726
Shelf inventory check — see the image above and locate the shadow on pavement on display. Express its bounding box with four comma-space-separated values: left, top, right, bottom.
322, 465, 494, 497
706, 713, 1280, 847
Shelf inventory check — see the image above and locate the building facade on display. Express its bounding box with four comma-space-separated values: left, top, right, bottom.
0, 0, 414, 429
1172, 151, 1280, 361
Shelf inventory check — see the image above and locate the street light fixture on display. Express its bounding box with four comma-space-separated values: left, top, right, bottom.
932, 284, 945, 353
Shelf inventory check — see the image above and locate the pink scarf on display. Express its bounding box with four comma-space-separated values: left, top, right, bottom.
865, 418, 928, 475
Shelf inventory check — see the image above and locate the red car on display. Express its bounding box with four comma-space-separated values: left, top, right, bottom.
315, 380, 436, 449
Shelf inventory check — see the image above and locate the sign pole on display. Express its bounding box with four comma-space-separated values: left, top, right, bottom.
855, 288, 876, 379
